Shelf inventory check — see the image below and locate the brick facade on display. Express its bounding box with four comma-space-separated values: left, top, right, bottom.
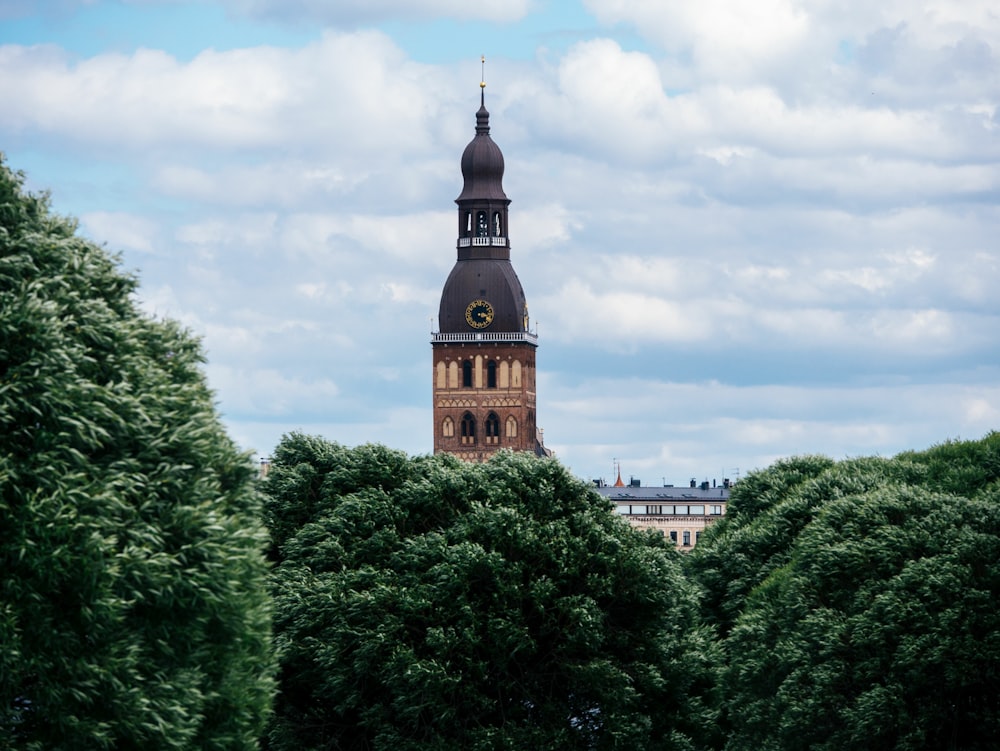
432, 341, 537, 460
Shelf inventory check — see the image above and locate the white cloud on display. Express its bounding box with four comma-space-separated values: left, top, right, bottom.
963, 395, 1000, 431
205, 364, 340, 418
541, 277, 715, 346
222, 0, 529, 24
584, 0, 1000, 99
0, 31, 447, 158
175, 213, 279, 257
3, 1, 998, 482
513, 39, 996, 176
545, 376, 1000, 482
381, 281, 438, 306
586, 0, 810, 82
513, 204, 581, 249
80, 211, 159, 254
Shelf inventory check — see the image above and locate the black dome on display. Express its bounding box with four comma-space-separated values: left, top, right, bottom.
437, 258, 527, 334
456, 102, 508, 203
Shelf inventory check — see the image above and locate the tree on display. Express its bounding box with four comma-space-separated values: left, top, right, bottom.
685, 454, 837, 635
695, 434, 1000, 751
263, 435, 716, 751
0, 154, 274, 749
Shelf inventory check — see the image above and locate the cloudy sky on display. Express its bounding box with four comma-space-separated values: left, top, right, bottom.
2, 0, 997, 485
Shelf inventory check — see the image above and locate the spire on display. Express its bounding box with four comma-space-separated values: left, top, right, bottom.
477, 55, 489, 135
457, 57, 507, 203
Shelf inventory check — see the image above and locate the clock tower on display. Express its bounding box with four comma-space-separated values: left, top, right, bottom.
431, 82, 547, 461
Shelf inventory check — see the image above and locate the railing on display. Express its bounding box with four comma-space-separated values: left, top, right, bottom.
431, 331, 538, 345
458, 236, 507, 247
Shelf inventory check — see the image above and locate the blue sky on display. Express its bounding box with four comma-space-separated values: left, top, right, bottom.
2, 0, 998, 484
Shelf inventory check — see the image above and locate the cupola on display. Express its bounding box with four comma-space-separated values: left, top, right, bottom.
437, 82, 529, 335
456, 90, 508, 203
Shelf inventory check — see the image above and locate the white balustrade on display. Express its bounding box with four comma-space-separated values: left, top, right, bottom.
458, 236, 507, 247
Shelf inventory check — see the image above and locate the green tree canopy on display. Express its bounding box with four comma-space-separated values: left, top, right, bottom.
689, 434, 1000, 751
263, 435, 716, 751
0, 154, 274, 749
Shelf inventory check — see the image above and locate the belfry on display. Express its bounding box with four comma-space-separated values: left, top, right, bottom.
431, 74, 548, 461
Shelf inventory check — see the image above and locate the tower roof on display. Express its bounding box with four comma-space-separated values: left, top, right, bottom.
456, 90, 509, 203
437, 85, 529, 337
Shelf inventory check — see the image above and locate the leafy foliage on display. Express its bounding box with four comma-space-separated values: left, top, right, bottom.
690, 433, 1000, 751
264, 435, 716, 751
685, 454, 836, 635
0, 155, 274, 749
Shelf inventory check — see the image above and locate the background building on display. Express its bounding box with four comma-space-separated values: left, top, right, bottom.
594, 473, 730, 549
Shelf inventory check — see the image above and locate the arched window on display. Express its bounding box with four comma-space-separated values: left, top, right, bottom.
462, 360, 472, 388
499, 361, 509, 388
493, 212, 502, 236
512, 361, 522, 387
436, 361, 446, 389
461, 412, 476, 445
448, 361, 458, 388
442, 416, 455, 437
505, 415, 518, 438
476, 211, 488, 237
465, 212, 472, 235
485, 412, 500, 445
487, 360, 497, 388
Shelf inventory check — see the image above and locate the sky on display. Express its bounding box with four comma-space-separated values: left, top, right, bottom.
1, 0, 998, 486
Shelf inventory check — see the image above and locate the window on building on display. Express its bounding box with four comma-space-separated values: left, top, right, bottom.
696, 531, 702, 544
461, 412, 476, 445
485, 412, 500, 445
442, 416, 454, 437
682, 531, 691, 546
710, 505, 723, 515
675, 505, 688, 515
462, 360, 472, 388
493, 212, 502, 236
690, 505, 705, 515
669, 531, 678, 543
487, 360, 497, 388
647, 505, 662, 515
505, 415, 517, 438
476, 211, 488, 237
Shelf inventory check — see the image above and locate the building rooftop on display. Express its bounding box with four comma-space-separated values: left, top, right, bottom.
594, 485, 730, 501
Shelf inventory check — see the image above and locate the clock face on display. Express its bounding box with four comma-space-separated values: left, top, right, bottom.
465, 299, 495, 329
